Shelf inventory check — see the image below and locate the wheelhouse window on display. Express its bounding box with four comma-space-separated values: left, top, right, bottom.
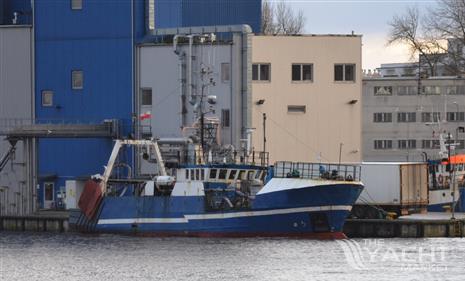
210, 169, 218, 179
252, 63, 271, 81
229, 170, 237, 180
190, 170, 195, 180
218, 169, 228, 180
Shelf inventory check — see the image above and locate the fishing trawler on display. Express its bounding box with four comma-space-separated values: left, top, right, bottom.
427, 133, 465, 211
71, 32, 363, 238
73, 139, 363, 238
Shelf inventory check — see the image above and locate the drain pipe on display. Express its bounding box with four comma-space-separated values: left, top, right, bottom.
173, 36, 187, 128
187, 35, 194, 106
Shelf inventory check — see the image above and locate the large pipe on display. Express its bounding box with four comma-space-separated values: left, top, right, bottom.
149, 25, 252, 36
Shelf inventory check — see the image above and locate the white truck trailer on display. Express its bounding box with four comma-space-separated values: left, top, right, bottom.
353, 162, 428, 219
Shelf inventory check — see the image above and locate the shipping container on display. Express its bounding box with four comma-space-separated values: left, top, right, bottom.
353, 162, 428, 218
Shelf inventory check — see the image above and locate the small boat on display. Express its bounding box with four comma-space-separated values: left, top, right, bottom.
72, 139, 363, 239
428, 154, 465, 212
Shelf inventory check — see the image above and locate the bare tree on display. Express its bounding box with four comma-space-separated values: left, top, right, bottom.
261, 0, 275, 35
388, 7, 443, 76
426, 0, 465, 74
388, 1, 465, 76
261, 0, 306, 35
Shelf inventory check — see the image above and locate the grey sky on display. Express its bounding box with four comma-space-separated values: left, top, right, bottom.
283, 0, 438, 69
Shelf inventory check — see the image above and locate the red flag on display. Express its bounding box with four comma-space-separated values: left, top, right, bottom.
140, 111, 151, 120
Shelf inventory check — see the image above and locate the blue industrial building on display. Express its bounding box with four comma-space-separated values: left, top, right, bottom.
1, 0, 261, 209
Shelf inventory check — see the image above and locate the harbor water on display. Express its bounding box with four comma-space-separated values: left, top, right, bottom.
1, 232, 465, 281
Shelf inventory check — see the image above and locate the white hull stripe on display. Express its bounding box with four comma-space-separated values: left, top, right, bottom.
97, 205, 352, 225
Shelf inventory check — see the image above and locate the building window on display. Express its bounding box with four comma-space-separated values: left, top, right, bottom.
334, 64, 355, 82
374, 140, 392, 150
398, 139, 416, 149
446, 86, 458, 95
147, 0, 155, 30
422, 140, 440, 149
141, 89, 152, 106
42, 91, 54, 107
252, 64, 271, 81
287, 105, 306, 113
397, 86, 417, 96
221, 109, 230, 128
423, 86, 441, 95
221, 63, 230, 83
457, 140, 465, 150
292, 64, 313, 82
72, 70, 83, 90
457, 86, 465, 95
402, 68, 416, 77
397, 112, 416, 123
374, 86, 392, 96
44, 182, 54, 201
446, 112, 465, 122
421, 112, 441, 123
373, 113, 392, 123
71, 0, 82, 10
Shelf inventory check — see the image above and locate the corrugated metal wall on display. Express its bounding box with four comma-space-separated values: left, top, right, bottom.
34, 0, 137, 208
0, 27, 34, 215
180, 0, 261, 32
33, 0, 261, 209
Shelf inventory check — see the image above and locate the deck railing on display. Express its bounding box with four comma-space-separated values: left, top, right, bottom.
274, 161, 361, 181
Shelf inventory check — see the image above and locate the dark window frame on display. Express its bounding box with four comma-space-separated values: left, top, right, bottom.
334, 64, 356, 82
291, 63, 313, 82
71, 70, 83, 90
41, 90, 54, 107
252, 63, 271, 82
71, 0, 83, 10
141, 88, 152, 106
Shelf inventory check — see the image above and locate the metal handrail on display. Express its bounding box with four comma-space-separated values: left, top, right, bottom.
274, 161, 361, 181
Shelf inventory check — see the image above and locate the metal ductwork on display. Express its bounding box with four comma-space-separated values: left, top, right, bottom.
149, 25, 253, 36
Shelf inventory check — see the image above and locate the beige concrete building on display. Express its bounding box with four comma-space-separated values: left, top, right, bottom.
251, 35, 362, 163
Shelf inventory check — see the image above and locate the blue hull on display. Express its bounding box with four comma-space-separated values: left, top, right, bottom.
92, 183, 363, 238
